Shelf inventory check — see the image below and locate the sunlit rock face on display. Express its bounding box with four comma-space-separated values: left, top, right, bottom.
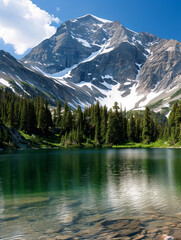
1, 15, 181, 112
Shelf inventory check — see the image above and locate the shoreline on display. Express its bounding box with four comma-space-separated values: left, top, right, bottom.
1, 144, 181, 151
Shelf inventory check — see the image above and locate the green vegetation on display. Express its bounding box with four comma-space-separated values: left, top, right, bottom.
0, 124, 13, 149
171, 88, 181, 99
149, 99, 163, 109
169, 100, 179, 107
113, 140, 170, 149
161, 107, 169, 115
0, 88, 181, 149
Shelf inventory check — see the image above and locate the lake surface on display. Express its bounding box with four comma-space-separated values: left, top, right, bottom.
0, 148, 181, 239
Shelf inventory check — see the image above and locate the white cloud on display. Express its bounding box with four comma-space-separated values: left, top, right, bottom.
0, 0, 60, 54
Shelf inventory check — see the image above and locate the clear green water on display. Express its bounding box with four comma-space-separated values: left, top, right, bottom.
0, 148, 181, 239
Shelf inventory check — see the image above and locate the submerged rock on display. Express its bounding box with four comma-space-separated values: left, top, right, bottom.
160, 235, 176, 240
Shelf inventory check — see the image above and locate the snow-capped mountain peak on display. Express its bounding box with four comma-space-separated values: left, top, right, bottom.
72, 14, 113, 24
1, 14, 179, 115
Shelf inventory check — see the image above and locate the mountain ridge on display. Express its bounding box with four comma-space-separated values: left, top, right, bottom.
0, 14, 181, 114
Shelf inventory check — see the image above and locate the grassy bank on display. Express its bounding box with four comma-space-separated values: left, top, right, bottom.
8, 131, 181, 150
19, 131, 97, 149
112, 140, 175, 149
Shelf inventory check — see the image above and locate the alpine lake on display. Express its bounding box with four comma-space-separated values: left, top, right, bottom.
1, 148, 181, 239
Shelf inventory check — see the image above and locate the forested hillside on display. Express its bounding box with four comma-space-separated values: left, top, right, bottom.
0, 88, 179, 149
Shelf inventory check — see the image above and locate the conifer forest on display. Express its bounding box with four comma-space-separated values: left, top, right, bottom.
0, 89, 179, 149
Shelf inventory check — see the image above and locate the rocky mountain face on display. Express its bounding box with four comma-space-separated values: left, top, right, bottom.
0, 50, 102, 106
1, 14, 181, 114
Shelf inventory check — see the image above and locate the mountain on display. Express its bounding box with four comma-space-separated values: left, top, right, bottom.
0, 50, 101, 106
1, 14, 181, 114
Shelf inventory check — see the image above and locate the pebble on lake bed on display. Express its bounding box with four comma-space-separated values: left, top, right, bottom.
160, 234, 176, 240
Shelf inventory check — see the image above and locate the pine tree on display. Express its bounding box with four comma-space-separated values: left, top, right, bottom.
14, 101, 20, 128
135, 112, 142, 142
38, 100, 53, 135
26, 101, 37, 134
168, 101, 179, 143
106, 109, 115, 144
20, 100, 27, 131
112, 102, 123, 144
0, 128, 3, 147
56, 100, 62, 127
122, 109, 128, 142
100, 105, 108, 143
142, 106, 153, 143
168, 102, 178, 127
94, 102, 101, 145
75, 105, 83, 129
128, 112, 136, 142
7, 100, 15, 128
163, 125, 169, 140
61, 101, 70, 134
174, 102, 181, 142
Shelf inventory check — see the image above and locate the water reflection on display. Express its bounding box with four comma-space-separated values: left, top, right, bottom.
0, 149, 181, 204
0, 149, 181, 238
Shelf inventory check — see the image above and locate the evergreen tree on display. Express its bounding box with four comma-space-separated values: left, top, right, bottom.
55, 100, 62, 127
0, 88, 174, 147
14, 101, 20, 128
100, 105, 108, 143
128, 112, 136, 142
106, 109, 115, 144
112, 102, 123, 144
26, 101, 37, 134
38, 100, 53, 135
61, 101, 70, 134
122, 109, 128, 142
175, 102, 181, 142
94, 102, 101, 145
75, 105, 83, 142
168, 102, 178, 127
134, 112, 142, 142
0, 128, 3, 147
7, 100, 15, 128
20, 100, 27, 131
75, 105, 83, 129
82, 107, 92, 141
142, 106, 153, 143
168, 101, 179, 143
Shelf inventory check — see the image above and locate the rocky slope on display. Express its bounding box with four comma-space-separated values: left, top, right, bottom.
0, 50, 102, 107
1, 14, 181, 113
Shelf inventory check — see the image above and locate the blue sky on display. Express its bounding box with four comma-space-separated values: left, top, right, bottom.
0, 0, 181, 59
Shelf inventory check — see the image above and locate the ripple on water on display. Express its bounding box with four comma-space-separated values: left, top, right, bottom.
1, 149, 181, 239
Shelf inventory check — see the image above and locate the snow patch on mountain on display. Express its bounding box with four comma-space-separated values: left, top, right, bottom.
101, 81, 112, 90
76, 81, 93, 90
0, 78, 11, 87
76, 14, 113, 24
33, 49, 102, 80
101, 75, 114, 80
139, 90, 164, 107
19, 14, 175, 112
91, 15, 113, 23
0, 78, 16, 93
97, 82, 144, 110
135, 63, 142, 81
14, 80, 24, 90
124, 82, 131, 86
72, 35, 91, 48
100, 47, 115, 55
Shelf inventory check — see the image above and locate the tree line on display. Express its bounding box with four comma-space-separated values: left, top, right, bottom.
0, 88, 179, 147
55, 101, 165, 146
167, 101, 181, 144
